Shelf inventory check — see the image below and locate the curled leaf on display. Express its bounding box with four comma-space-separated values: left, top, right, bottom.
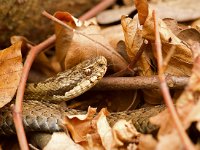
134, 0, 149, 25
54, 11, 128, 72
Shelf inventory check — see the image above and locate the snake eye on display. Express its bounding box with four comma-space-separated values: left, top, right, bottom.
84, 68, 92, 76
98, 63, 104, 67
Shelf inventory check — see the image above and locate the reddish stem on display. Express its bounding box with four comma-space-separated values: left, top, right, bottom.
110, 42, 146, 77
12, 35, 56, 150
79, 0, 116, 21
153, 10, 195, 150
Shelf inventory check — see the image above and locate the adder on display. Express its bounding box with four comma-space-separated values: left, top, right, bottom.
0, 56, 164, 135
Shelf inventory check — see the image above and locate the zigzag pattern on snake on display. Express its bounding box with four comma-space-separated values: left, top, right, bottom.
0, 56, 164, 135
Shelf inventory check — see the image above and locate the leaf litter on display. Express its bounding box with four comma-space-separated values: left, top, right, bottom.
1, 0, 200, 149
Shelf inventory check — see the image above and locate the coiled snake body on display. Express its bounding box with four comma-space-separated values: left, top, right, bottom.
0, 56, 164, 135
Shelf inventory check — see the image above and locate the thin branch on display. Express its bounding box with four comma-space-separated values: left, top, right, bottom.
42, 11, 125, 62
110, 42, 147, 77
163, 46, 176, 72
94, 76, 188, 90
12, 35, 56, 150
79, 0, 116, 21
153, 10, 195, 150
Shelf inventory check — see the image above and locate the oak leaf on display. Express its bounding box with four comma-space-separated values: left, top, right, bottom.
0, 42, 23, 108
54, 11, 128, 72
142, 10, 193, 76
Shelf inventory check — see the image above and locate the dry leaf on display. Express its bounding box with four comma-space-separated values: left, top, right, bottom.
43, 132, 84, 150
142, 10, 193, 76
10, 35, 35, 57
134, 0, 149, 25
54, 11, 128, 72
163, 18, 182, 36
121, 15, 162, 104
150, 48, 200, 149
121, 15, 152, 76
32, 52, 62, 78
150, 109, 174, 135
96, 109, 113, 150
183, 100, 200, 132
112, 120, 140, 147
177, 28, 200, 47
0, 42, 23, 108
177, 54, 200, 105
63, 107, 110, 149
63, 107, 97, 143
138, 134, 157, 150
156, 132, 183, 150
101, 25, 125, 49
192, 18, 200, 32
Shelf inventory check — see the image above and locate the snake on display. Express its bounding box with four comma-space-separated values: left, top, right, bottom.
0, 56, 165, 135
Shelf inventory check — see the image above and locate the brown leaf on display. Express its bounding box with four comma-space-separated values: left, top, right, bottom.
150, 109, 174, 135
112, 120, 140, 147
138, 134, 157, 150
134, 0, 149, 25
156, 132, 183, 150
54, 11, 79, 67
54, 11, 128, 72
0, 42, 23, 108
63, 107, 110, 149
177, 53, 200, 105
177, 28, 200, 47
121, 16, 152, 76
192, 18, 200, 32
63, 107, 97, 143
142, 10, 193, 76
183, 100, 200, 132
121, 15, 162, 104
43, 132, 84, 150
96, 109, 113, 149
101, 25, 125, 49
163, 18, 182, 36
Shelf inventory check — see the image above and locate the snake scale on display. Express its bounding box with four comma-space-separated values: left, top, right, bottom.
0, 56, 165, 135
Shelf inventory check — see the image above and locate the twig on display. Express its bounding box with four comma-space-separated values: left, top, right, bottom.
153, 10, 195, 150
94, 76, 188, 90
125, 91, 137, 111
12, 35, 56, 150
42, 11, 124, 61
163, 46, 176, 72
79, 0, 116, 21
110, 42, 147, 77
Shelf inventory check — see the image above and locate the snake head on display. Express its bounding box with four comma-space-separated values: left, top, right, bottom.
25, 56, 107, 102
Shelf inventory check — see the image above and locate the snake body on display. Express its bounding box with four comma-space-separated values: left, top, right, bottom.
0, 56, 164, 135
